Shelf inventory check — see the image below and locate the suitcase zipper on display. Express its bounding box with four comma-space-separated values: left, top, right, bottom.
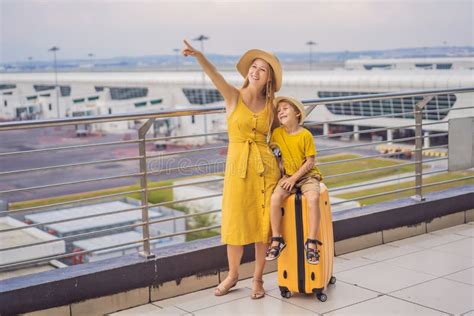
295, 192, 306, 293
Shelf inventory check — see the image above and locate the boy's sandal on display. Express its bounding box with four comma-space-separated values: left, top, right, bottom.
305, 239, 323, 265
214, 275, 239, 296
251, 278, 265, 300
265, 236, 286, 261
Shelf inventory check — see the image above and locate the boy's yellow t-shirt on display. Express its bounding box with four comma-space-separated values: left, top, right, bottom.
270, 127, 323, 180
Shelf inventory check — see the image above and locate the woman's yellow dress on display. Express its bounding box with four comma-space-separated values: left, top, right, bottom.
221, 94, 280, 245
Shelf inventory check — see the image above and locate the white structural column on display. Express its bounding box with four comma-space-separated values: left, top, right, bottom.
423, 131, 430, 148
387, 128, 393, 145
323, 123, 329, 135
353, 125, 359, 141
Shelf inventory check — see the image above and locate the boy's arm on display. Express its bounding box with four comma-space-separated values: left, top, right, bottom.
279, 156, 315, 192
289, 156, 315, 182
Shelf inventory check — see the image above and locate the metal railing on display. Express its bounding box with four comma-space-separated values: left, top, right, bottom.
0, 87, 473, 272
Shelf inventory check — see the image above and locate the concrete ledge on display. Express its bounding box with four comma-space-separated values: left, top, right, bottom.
71, 287, 149, 316
2, 185, 473, 315
22, 306, 70, 316
334, 232, 382, 256
464, 208, 474, 222
382, 222, 426, 243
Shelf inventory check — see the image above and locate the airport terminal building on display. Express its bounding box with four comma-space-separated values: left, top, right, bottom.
1, 57, 473, 145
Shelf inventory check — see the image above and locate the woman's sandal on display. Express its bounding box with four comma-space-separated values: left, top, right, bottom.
251, 278, 265, 300
305, 238, 323, 265
265, 236, 286, 261
214, 275, 239, 296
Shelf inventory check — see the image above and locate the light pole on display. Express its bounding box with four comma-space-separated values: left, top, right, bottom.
306, 41, 317, 71
48, 46, 60, 118
193, 35, 210, 143
88, 53, 94, 71
27, 56, 33, 71
173, 48, 180, 71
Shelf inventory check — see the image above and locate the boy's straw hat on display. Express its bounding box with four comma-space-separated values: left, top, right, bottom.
274, 96, 306, 125
236, 49, 282, 92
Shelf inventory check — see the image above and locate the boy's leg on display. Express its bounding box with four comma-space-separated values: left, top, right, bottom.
301, 178, 321, 259
270, 189, 289, 238
266, 186, 290, 260
304, 190, 320, 242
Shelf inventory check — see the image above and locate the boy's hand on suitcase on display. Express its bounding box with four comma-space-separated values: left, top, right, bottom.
281, 176, 297, 192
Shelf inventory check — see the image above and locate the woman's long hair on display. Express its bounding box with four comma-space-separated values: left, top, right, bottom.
241, 60, 277, 141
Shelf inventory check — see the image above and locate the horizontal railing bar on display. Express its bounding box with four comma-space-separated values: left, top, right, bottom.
0, 188, 144, 216
422, 105, 474, 114
147, 161, 226, 176
0, 106, 227, 131
0, 205, 145, 234
318, 136, 417, 153
147, 208, 221, 225
419, 157, 448, 163
147, 145, 227, 159
146, 178, 223, 193
318, 133, 448, 153
148, 224, 221, 242
0, 172, 144, 195
312, 123, 416, 139
147, 131, 227, 143
423, 144, 448, 150
0, 238, 147, 270
423, 168, 449, 176
421, 176, 474, 188
317, 151, 413, 167
323, 161, 418, 179
306, 105, 474, 126
329, 168, 449, 193
332, 185, 418, 206
332, 175, 474, 206
329, 174, 418, 192
149, 193, 223, 208
423, 121, 448, 126
1, 88, 472, 132
0, 139, 140, 158
0, 156, 142, 177
0, 219, 144, 252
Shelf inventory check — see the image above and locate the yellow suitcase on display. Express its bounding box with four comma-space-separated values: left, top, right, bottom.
277, 182, 336, 301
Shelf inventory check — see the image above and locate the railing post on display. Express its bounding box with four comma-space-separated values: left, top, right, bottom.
138, 119, 156, 259
412, 96, 433, 202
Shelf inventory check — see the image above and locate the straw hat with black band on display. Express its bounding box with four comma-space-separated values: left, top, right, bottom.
236, 49, 282, 92
273, 96, 306, 125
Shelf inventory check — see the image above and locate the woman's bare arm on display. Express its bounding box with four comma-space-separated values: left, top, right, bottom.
182, 40, 239, 112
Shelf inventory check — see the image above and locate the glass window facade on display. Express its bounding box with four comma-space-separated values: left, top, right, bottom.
33, 85, 55, 92
319, 91, 456, 120
0, 84, 16, 90
110, 87, 148, 100
60, 86, 71, 97
182, 88, 224, 105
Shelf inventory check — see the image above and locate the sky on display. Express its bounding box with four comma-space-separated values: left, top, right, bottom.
1, 0, 473, 63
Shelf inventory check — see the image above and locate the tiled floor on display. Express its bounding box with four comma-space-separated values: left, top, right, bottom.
111, 223, 474, 315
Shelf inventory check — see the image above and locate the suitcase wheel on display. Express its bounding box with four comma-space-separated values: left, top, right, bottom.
316, 293, 327, 302
329, 276, 337, 285
280, 289, 292, 299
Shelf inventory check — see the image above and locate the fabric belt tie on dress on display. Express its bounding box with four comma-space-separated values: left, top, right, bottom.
232, 138, 265, 179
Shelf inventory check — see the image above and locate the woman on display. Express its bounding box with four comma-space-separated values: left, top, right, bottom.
182, 40, 282, 299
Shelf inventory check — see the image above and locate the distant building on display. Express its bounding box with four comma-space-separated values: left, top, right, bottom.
1, 57, 473, 145
24, 198, 185, 257
0, 216, 66, 280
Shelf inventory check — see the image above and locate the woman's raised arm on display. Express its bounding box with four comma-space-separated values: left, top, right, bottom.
182, 39, 239, 112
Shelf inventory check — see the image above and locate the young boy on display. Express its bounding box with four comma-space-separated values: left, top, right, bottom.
265, 96, 323, 265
